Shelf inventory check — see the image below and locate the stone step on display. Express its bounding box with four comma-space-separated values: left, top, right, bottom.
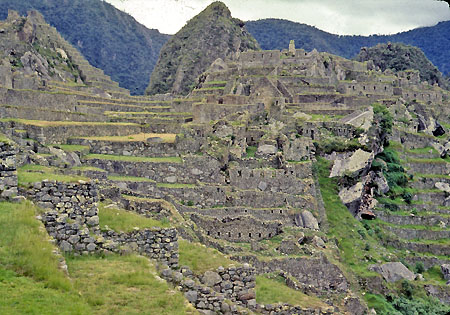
191, 87, 225, 96
396, 204, 450, 215
0, 119, 145, 145
384, 238, 450, 256
68, 134, 179, 157
410, 176, 450, 190
406, 159, 450, 174
404, 255, 450, 270
108, 116, 193, 125
381, 224, 450, 241
0, 104, 107, 122
180, 206, 295, 226
83, 154, 223, 185
78, 101, 172, 113
374, 210, 450, 227
412, 191, 448, 206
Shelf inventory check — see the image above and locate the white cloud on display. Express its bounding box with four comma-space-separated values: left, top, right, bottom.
105, 0, 450, 35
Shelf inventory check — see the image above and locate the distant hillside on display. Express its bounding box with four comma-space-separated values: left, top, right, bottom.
0, 0, 170, 95
246, 19, 450, 76
146, 1, 259, 96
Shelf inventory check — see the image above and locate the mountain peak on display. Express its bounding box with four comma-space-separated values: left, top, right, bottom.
203, 1, 231, 17
146, 1, 259, 96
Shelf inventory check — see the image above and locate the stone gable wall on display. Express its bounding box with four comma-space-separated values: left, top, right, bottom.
0, 141, 18, 200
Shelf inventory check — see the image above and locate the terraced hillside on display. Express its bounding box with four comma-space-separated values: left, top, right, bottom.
1, 7, 450, 315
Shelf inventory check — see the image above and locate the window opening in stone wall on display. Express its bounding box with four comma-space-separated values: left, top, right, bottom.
249, 233, 252, 238
217, 232, 221, 236
207, 231, 210, 235
258, 233, 262, 238
238, 232, 241, 238
268, 233, 272, 237
228, 232, 231, 237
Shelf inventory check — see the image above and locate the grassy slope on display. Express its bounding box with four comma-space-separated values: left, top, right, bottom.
256, 275, 326, 308
98, 202, 171, 231
0, 201, 195, 314
66, 255, 196, 314
178, 239, 234, 274
0, 201, 90, 313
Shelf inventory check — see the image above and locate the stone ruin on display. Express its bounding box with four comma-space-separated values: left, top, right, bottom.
1, 9, 450, 313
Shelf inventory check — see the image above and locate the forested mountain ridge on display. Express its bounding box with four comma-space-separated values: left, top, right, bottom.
246, 19, 450, 76
0, 0, 170, 95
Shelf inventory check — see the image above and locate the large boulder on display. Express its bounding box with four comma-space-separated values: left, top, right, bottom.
49, 147, 81, 167
369, 262, 415, 282
330, 149, 374, 178
294, 210, 319, 230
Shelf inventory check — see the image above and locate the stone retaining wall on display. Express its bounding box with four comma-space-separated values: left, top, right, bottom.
86, 155, 225, 185
0, 140, 18, 199
26, 180, 178, 268
190, 214, 282, 243
234, 255, 348, 294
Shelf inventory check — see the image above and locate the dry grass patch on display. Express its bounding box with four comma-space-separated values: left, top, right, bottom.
0, 118, 140, 127
81, 133, 177, 143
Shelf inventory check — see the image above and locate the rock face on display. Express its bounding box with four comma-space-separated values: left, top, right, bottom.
330, 149, 374, 178
146, 1, 259, 95
441, 264, 450, 283
369, 262, 415, 282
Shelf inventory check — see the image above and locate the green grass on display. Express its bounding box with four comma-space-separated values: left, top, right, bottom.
0, 267, 90, 314
72, 166, 107, 173
66, 254, 196, 314
0, 201, 72, 290
415, 173, 450, 180
246, 146, 257, 158
85, 154, 182, 163
0, 133, 11, 144
404, 146, 438, 155
108, 175, 155, 182
316, 158, 384, 276
98, 203, 171, 232
178, 240, 234, 274
156, 183, 196, 189
255, 275, 326, 308
364, 293, 401, 315
55, 144, 90, 152
17, 165, 88, 186
423, 266, 448, 285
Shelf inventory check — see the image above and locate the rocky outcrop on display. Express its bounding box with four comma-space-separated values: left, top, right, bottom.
369, 262, 415, 282
330, 149, 374, 178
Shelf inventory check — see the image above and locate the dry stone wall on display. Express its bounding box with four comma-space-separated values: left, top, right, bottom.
25, 180, 178, 268
0, 140, 17, 200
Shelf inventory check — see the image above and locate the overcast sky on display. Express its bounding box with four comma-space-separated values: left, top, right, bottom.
105, 0, 450, 35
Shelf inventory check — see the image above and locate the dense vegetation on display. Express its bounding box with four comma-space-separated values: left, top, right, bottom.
356, 43, 446, 86
146, 1, 259, 96
0, 0, 170, 95
246, 19, 450, 76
